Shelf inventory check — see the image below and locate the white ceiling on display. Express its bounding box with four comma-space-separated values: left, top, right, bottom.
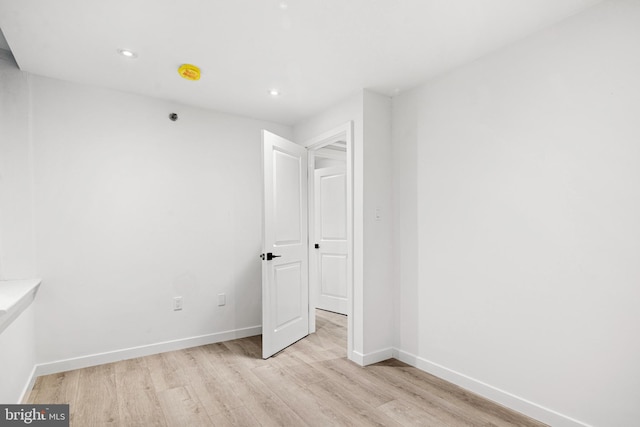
0, 0, 602, 125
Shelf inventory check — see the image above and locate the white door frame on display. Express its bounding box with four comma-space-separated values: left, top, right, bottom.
302, 122, 354, 359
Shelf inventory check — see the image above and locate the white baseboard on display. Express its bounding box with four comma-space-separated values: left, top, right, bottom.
34, 325, 261, 377
392, 349, 592, 427
349, 350, 364, 365
352, 347, 394, 366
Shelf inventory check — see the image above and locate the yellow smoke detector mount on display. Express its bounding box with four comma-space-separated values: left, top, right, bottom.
178, 64, 201, 81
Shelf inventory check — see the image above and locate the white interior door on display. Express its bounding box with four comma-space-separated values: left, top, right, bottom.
313, 166, 348, 315
261, 131, 309, 359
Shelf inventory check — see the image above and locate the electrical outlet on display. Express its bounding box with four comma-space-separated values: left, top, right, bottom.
218, 293, 226, 306
173, 296, 183, 311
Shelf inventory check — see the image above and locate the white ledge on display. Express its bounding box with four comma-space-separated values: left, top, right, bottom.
0, 279, 41, 334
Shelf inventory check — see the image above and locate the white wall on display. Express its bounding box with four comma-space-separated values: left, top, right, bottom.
1, 53, 294, 392
0, 304, 36, 403
362, 91, 393, 357
293, 93, 362, 145
0, 55, 36, 280
392, 1, 640, 426
0, 56, 37, 403
392, 88, 419, 356
294, 90, 394, 363
30, 76, 292, 366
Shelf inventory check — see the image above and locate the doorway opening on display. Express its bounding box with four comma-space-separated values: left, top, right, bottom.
260, 123, 353, 360
303, 122, 353, 359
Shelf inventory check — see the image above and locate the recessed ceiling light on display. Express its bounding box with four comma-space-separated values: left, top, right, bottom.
269, 89, 280, 96
118, 49, 137, 58
279, 2, 288, 10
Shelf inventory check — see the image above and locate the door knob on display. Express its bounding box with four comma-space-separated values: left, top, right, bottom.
260, 252, 282, 261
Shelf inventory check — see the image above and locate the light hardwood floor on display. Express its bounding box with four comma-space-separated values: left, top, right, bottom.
26, 310, 547, 426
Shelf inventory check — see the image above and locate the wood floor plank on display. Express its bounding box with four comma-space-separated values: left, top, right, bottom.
146, 351, 187, 393
221, 339, 267, 369
369, 360, 541, 427
382, 359, 545, 427
328, 358, 498, 426
25, 309, 548, 427
313, 359, 396, 408
279, 355, 327, 385
24, 369, 80, 405
306, 379, 404, 427
370, 363, 491, 425
220, 364, 308, 427
180, 348, 245, 420
115, 357, 167, 426
74, 363, 119, 426
378, 398, 452, 426
208, 405, 262, 427
156, 386, 212, 426
250, 363, 353, 427
193, 343, 239, 379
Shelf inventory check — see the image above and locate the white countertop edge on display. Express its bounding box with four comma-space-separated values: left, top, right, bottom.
0, 279, 42, 335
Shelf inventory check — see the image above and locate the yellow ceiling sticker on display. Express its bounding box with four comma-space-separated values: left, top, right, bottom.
178, 64, 201, 81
